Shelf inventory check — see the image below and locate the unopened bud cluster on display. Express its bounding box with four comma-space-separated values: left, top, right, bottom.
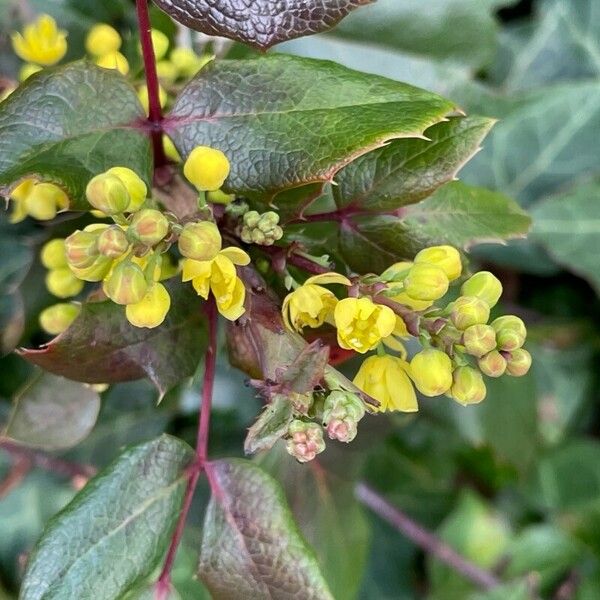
239, 210, 283, 246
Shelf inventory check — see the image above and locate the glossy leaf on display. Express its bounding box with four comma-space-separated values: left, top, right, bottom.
19, 280, 206, 398
0, 61, 151, 210
4, 371, 100, 450
165, 55, 455, 198
199, 458, 333, 599
20, 435, 194, 600
152, 0, 373, 50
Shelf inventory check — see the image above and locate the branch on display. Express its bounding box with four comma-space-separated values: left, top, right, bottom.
355, 482, 502, 591
155, 296, 218, 597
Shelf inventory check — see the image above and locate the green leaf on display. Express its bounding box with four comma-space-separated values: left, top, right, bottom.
166, 55, 455, 198
4, 371, 100, 451
332, 116, 496, 211
331, 0, 499, 69
19, 280, 206, 398
260, 447, 370, 599
244, 395, 294, 455
530, 180, 600, 293
199, 458, 334, 599
469, 580, 531, 600
0, 61, 151, 210
152, 0, 373, 50
20, 435, 194, 600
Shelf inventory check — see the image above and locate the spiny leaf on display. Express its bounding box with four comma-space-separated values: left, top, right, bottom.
199, 458, 334, 599
20, 435, 194, 600
165, 55, 455, 199
153, 0, 373, 50
244, 395, 294, 455
0, 61, 151, 210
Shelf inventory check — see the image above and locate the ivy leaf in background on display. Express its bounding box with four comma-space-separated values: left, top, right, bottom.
0, 62, 151, 210
20, 435, 194, 600
166, 55, 455, 199
19, 280, 206, 398
199, 459, 334, 599
152, 0, 373, 50
4, 371, 100, 451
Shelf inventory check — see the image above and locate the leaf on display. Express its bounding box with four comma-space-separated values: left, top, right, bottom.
152, 0, 373, 50
20, 435, 194, 600
338, 182, 530, 273
199, 458, 334, 599
0, 61, 151, 210
277, 340, 330, 394
4, 371, 100, 451
244, 395, 294, 455
530, 180, 600, 293
19, 280, 206, 398
332, 116, 496, 211
165, 55, 455, 198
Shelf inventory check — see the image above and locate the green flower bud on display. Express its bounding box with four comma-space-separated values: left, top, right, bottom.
478, 350, 507, 378
322, 390, 365, 443
506, 348, 532, 377
462, 324, 497, 358
207, 189, 235, 205
286, 420, 326, 463
69, 255, 113, 282
404, 263, 449, 301
64, 229, 101, 269
410, 349, 453, 397
46, 267, 84, 298
450, 366, 487, 405
251, 229, 267, 245
414, 245, 462, 281
106, 167, 147, 212
129, 209, 170, 246
97, 226, 129, 258
450, 296, 490, 330
491, 315, 527, 351
103, 261, 148, 305
243, 210, 261, 228
40, 239, 67, 269
461, 271, 503, 308
86, 173, 130, 215
257, 211, 280, 233
178, 221, 222, 261
39, 302, 80, 335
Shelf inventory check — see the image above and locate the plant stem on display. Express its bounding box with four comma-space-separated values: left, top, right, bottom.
135, 0, 167, 169
355, 482, 501, 591
156, 296, 218, 596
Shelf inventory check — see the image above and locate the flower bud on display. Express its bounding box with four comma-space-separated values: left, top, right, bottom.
450, 296, 490, 330
46, 268, 84, 298
170, 47, 204, 78
39, 303, 80, 336
69, 255, 113, 282
478, 350, 507, 378
491, 315, 527, 351
450, 366, 487, 405
86, 173, 130, 215
150, 29, 169, 61
178, 221, 222, 261
414, 245, 462, 281
85, 24, 121, 56
156, 60, 177, 84
125, 283, 171, 328
462, 324, 497, 358
129, 209, 169, 246
404, 263, 449, 301
258, 211, 280, 232
410, 349, 453, 397
286, 420, 326, 463
243, 211, 261, 228
183, 146, 230, 191
96, 51, 130, 75
97, 226, 129, 258
40, 239, 67, 269
106, 167, 147, 212
322, 390, 365, 443
64, 230, 101, 269
103, 262, 148, 305
25, 183, 68, 220
505, 348, 532, 377
461, 271, 503, 308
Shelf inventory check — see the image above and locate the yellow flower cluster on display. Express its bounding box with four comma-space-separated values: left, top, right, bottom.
9, 179, 68, 222
12, 14, 67, 73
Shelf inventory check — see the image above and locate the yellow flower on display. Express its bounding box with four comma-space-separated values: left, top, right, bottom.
46, 267, 84, 298
138, 84, 167, 115
163, 135, 181, 162
150, 29, 170, 61
126, 283, 171, 328
85, 24, 122, 57
156, 60, 177, 84
12, 14, 67, 66
96, 51, 129, 75
353, 355, 417, 412
182, 247, 250, 320
282, 273, 351, 332
184, 146, 230, 192
414, 245, 462, 281
410, 349, 453, 397
10, 179, 68, 222
404, 263, 449, 301
39, 302, 80, 335
105, 167, 147, 212
170, 47, 209, 78
382, 316, 410, 356
334, 297, 396, 354
40, 239, 67, 269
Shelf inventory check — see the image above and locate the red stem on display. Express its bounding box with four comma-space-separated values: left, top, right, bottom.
135, 0, 167, 169
155, 297, 218, 597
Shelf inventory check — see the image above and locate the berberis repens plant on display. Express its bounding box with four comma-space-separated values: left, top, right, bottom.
0, 1, 533, 598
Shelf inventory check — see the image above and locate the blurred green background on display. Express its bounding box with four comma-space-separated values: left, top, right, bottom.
1, 0, 600, 598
